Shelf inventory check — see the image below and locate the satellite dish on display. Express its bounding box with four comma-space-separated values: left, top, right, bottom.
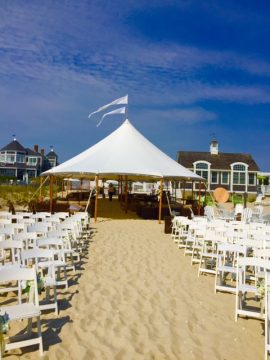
213, 187, 229, 203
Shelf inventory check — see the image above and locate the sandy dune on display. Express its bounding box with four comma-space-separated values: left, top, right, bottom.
5, 200, 265, 359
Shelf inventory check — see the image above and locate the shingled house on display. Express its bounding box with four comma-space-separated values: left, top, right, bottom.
177, 139, 260, 194
0, 137, 59, 183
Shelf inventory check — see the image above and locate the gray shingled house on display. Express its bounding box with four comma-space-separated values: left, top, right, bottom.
0, 137, 59, 183
177, 139, 260, 194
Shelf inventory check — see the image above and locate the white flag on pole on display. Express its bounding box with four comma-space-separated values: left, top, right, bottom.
96, 107, 126, 127
88, 95, 128, 119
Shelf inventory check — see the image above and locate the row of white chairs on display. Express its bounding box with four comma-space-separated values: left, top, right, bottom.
171, 215, 270, 359
0, 211, 90, 358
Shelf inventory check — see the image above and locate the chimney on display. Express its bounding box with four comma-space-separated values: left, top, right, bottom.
210, 138, 218, 155
40, 148, 45, 157
34, 144, 39, 153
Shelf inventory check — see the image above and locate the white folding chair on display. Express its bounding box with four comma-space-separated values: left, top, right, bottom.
265, 270, 270, 360
21, 249, 58, 314
36, 238, 68, 289
215, 243, 246, 294
235, 257, 270, 322
198, 229, 218, 277
0, 266, 43, 356
0, 240, 23, 266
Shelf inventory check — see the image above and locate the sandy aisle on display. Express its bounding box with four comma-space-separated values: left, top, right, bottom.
6, 216, 264, 360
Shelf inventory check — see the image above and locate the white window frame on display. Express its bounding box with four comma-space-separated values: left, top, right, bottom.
231, 162, 249, 192
221, 171, 229, 185
27, 157, 37, 166
6, 154, 15, 163
16, 153, 25, 163
193, 161, 211, 191
248, 172, 256, 186
211, 171, 219, 184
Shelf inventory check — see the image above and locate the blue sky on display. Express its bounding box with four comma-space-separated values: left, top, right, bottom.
1, 0, 270, 170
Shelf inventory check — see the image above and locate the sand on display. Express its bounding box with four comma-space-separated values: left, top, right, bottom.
4, 200, 265, 360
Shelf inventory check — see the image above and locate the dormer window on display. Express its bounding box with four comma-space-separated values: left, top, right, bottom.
194, 162, 209, 180
28, 157, 37, 165
232, 163, 247, 185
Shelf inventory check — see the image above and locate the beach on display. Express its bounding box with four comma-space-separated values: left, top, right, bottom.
5, 200, 265, 360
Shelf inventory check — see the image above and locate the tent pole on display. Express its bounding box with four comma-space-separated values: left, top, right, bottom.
198, 180, 202, 216
125, 175, 128, 213
120, 175, 123, 202
118, 176, 121, 201
39, 176, 42, 200
79, 178, 83, 204
158, 178, 163, 224
49, 175, 54, 214
61, 178, 64, 199
94, 175, 99, 222
183, 181, 186, 205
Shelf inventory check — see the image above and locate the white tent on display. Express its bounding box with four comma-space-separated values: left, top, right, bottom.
42, 119, 201, 181
42, 119, 203, 221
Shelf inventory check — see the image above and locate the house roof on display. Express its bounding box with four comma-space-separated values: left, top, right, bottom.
46, 151, 58, 158
177, 151, 260, 171
1, 140, 26, 152
42, 119, 202, 181
25, 148, 41, 156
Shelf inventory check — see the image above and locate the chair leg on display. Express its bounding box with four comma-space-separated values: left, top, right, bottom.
37, 316, 43, 356
54, 287, 58, 315
27, 318, 33, 335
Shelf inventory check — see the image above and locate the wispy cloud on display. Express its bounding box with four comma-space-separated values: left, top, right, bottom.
0, 0, 269, 167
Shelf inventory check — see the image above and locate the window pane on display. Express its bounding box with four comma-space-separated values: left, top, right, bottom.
249, 173, 255, 185
222, 172, 229, 184
233, 173, 239, 184
196, 170, 208, 180
211, 171, 218, 183
17, 155, 24, 163
6, 155, 15, 163
196, 163, 208, 169
233, 164, 245, 171
240, 172, 245, 184
28, 157, 37, 165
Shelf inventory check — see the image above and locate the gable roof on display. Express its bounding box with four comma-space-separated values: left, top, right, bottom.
1, 140, 26, 152
26, 148, 41, 156
46, 150, 58, 158
42, 119, 202, 181
177, 151, 260, 171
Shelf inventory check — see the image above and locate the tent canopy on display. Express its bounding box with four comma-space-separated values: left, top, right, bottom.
42, 119, 202, 182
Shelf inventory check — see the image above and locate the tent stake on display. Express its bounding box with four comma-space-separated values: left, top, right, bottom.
94, 175, 99, 221
158, 178, 163, 224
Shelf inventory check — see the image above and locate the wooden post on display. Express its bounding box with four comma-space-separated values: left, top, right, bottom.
120, 175, 123, 202
49, 175, 54, 214
192, 181, 194, 200
183, 181, 186, 205
39, 176, 42, 201
125, 175, 128, 213
158, 178, 163, 224
118, 176, 121, 201
94, 176, 99, 222
198, 180, 202, 216
61, 178, 64, 199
